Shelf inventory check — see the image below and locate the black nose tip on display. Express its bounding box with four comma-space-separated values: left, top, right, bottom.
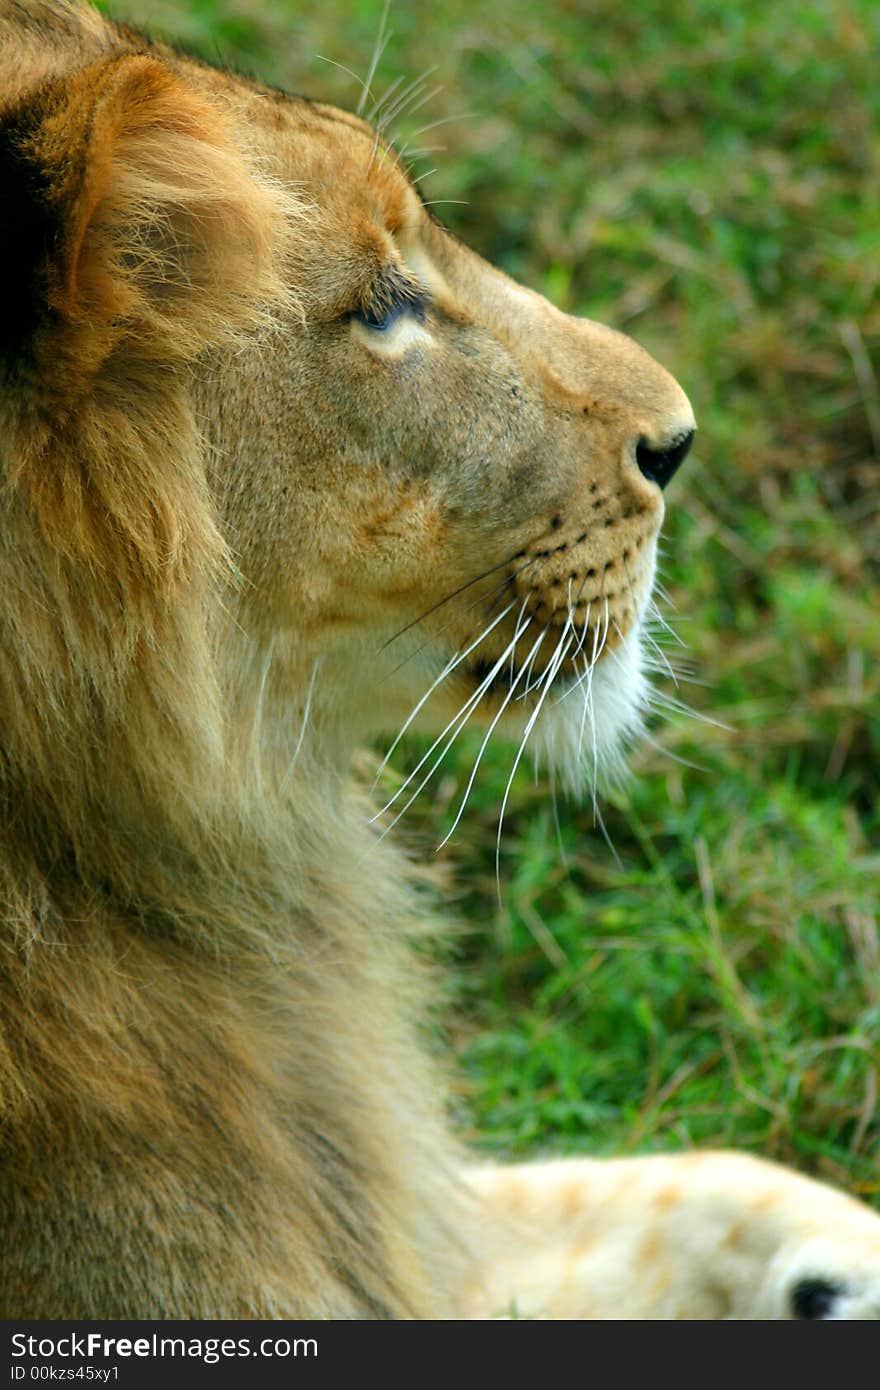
791, 1279, 840, 1320
636, 428, 694, 489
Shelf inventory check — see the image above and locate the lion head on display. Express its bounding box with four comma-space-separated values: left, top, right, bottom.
0, 2, 694, 858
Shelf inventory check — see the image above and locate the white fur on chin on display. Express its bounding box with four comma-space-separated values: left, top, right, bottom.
534, 623, 649, 797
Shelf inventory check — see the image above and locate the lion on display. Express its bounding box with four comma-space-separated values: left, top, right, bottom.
0, 0, 878, 1320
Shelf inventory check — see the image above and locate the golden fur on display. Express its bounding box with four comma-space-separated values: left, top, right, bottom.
2, 1, 879, 1321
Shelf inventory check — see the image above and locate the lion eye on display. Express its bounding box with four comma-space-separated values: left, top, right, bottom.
352, 290, 427, 333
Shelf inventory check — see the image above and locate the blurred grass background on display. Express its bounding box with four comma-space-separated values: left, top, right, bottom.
109, 0, 879, 1197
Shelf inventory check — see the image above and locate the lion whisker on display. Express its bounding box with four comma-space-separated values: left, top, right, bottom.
495, 629, 574, 901
379, 551, 542, 686
619, 561, 678, 679
570, 601, 594, 663
436, 608, 537, 848
372, 610, 532, 823
279, 658, 320, 794
375, 627, 540, 841
379, 548, 526, 653
368, 74, 405, 126
520, 599, 576, 699
577, 619, 605, 806
378, 72, 441, 135
640, 686, 730, 730
651, 575, 677, 608
556, 609, 596, 703
518, 620, 552, 696
315, 54, 381, 111
356, 0, 392, 116
398, 143, 446, 165
509, 595, 532, 684
635, 727, 712, 775
574, 653, 593, 779
615, 605, 678, 688
250, 634, 276, 795
373, 599, 517, 784
376, 73, 427, 126
408, 112, 477, 139
600, 594, 612, 658
367, 125, 383, 175
646, 596, 685, 646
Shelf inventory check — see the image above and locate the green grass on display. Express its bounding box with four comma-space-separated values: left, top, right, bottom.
111, 0, 880, 1198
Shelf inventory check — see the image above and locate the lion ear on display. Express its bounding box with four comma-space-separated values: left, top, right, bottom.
0, 53, 297, 390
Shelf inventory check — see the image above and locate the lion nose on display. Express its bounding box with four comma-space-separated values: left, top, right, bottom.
635, 428, 695, 489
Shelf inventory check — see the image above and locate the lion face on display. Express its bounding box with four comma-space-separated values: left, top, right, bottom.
204, 96, 694, 784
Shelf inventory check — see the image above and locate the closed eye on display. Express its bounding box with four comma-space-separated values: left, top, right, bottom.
353, 296, 426, 332
351, 267, 428, 332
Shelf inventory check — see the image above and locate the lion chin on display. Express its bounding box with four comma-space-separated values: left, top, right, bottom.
535, 625, 649, 795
